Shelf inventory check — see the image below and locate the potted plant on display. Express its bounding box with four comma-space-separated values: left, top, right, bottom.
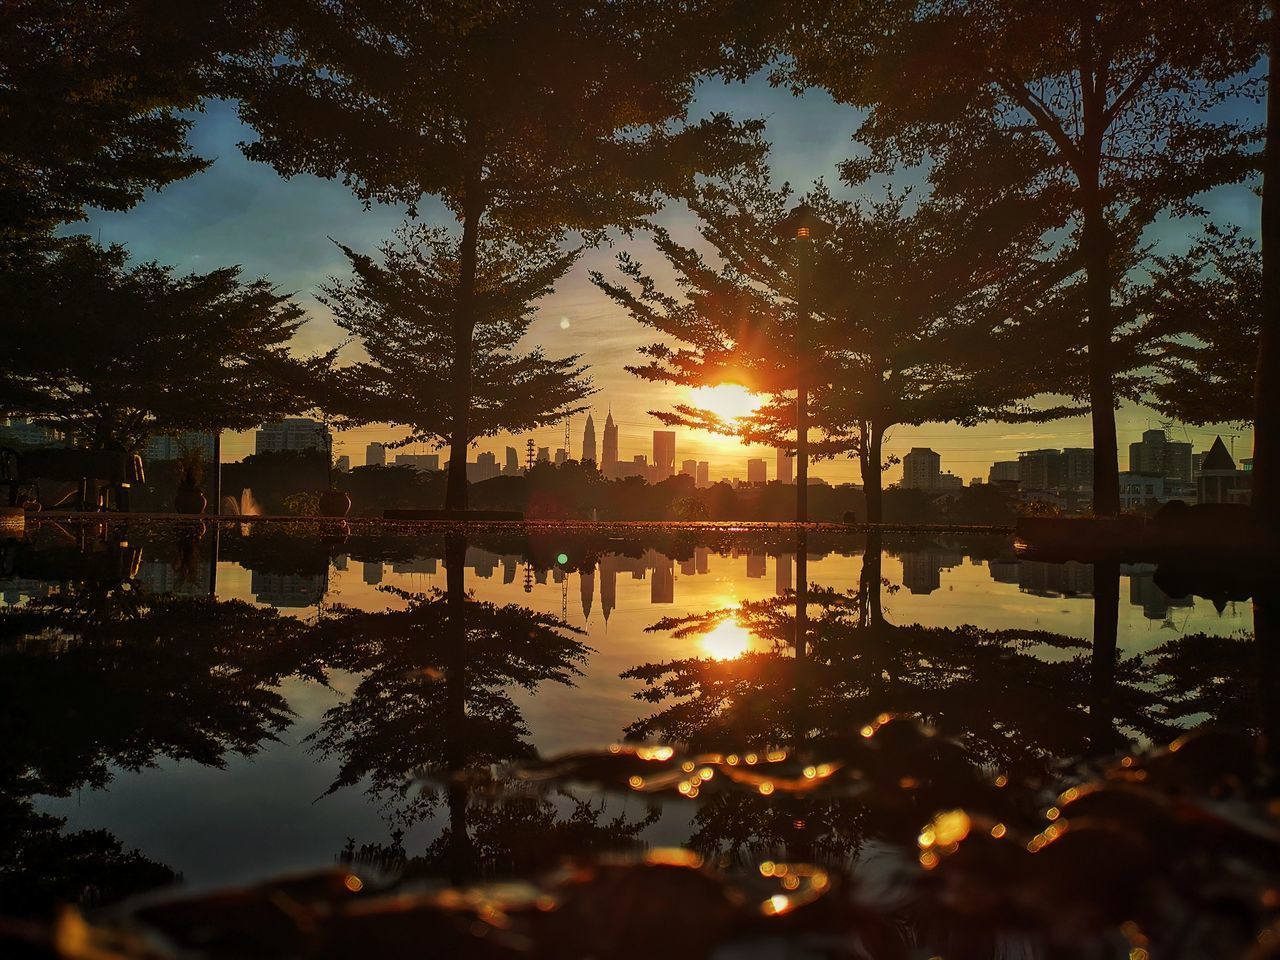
174, 442, 207, 515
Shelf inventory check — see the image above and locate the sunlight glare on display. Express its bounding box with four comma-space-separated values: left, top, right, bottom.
699, 616, 753, 660
689, 383, 763, 425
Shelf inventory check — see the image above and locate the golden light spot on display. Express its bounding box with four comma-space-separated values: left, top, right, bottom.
994, 774, 1009, 788
766, 750, 787, 761
727, 754, 740, 765
688, 383, 763, 428
343, 874, 364, 893
898, 776, 920, 789
628, 775, 645, 789
782, 875, 800, 890
760, 860, 776, 876
1045, 806, 1060, 821
608, 744, 621, 754
699, 617, 753, 660
991, 823, 1007, 839
860, 725, 875, 738
758, 781, 775, 795
745, 753, 760, 765
682, 760, 695, 772
536, 895, 558, 912
637, 745, 674, 762
919, 851, 939, 869
698, 767, 714, 781
678, 781, 693, 796
764, 894, 791, 915
803, 766, 817, 779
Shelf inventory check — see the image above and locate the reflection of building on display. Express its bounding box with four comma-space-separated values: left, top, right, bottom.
987, 559, 1020, 584
650, 552, 674, 603
652, 431, 676, 480
900, 548, 964, 595
362, 561, 382, 584
746, 551, 766, 578
600, 554, 617, 622
366, 442, 386, 467
695, 547, 710, 574
747, 458, 767, 485
775, 553, 793, 595
1016, 561, 1093, 598
582, 413, 597, 464
255, 418, 328, 454
580, 567, 595, 619
251, 570, 324, 608
1127, 564, 1193, 620
777, 449, 794, 485
391, 557, 438, 574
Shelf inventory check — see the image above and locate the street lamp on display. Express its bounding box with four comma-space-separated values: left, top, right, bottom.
774, 203, 830, 524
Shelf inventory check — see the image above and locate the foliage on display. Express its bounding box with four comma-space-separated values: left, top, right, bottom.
0, 238, 314, 453
1144, 225, 1261, 425
772, 0, 1264, 514
321, 225, 594, 450
235, 0, 763, 508
592, 163, 1074, 521
0, 0, 247, 247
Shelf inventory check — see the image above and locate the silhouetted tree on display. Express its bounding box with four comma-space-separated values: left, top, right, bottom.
1258, 0, 1280, 532
0, 0, 247, 249
594, 169, 1075, 522
236, 0, 761, 509
1144, 225, 1260, 426
321, 226, 594, 490
777, 0, 1262, 516
0, 238, 314, 454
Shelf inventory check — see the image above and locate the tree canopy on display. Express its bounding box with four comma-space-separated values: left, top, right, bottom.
0, 238, 314, 453
321, 225, 595, 455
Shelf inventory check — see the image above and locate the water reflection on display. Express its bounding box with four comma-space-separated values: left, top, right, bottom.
0, 518, 1263, 922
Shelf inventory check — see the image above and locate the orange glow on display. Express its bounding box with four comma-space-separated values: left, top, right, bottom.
688, 383, 763, 427
699, 616, 753, 660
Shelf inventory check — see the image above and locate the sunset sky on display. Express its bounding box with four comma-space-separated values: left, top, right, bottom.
76, 73, 1260, 485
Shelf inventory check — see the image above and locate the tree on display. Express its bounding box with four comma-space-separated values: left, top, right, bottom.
776, 0, 1262, 516
235, 0, 762, 508
0, 238, 314, 454
0, 0, 250, 249
593, 169, 1076, 523
1258, 0, 1280, 531
1144, 225, 1260, 425
320, 226, 594, 486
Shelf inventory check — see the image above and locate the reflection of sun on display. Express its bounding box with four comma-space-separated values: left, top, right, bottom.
699, 616, 753, 660
689, 384, 763, 424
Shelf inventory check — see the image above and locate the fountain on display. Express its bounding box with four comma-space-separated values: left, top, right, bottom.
221, 488, 262, 517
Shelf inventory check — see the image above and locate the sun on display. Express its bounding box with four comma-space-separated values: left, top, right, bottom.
688, 383, 763, 425
698, 616, 754, 660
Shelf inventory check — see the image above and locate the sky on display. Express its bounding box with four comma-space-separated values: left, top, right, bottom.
76, 74, 1260, 486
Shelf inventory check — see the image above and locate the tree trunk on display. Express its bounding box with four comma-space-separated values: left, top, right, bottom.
443, 532, 473, 883
1256, 0, 1280, 533
861, 421, 884, 525
445, 165, 483, 513
1088, 557, 1120, 756
1080, 189, 1121, 517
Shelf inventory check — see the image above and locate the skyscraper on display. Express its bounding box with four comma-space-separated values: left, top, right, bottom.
747, 458, 767, 485
652, 430, 676, 480
602, 410, 619, 472
582, 413, 597, 464
680, 459, 698, 478
696, 461, 710, 486
776, 448, 794, 484
902, 448, 941, 489
504, 446, 519, 474
366, 442, 386, 467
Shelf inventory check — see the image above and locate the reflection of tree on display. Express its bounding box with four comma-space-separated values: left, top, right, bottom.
316, 535, 653, 883
623, 548, 1170, 862
0, 593, 316, 914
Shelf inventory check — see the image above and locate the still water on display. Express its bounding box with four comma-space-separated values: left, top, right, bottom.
0, 519, 1261, 922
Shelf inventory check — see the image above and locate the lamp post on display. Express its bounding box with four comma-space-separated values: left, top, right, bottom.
774, 203, 829, 524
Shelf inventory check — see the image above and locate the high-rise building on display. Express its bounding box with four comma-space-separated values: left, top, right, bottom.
653, 430, 676, 480
255, 418, 328, 455
366, 442, 386, 467
1129, 429, 1192, 485
504, 446, 519, 474
747, 458, 767, 485
554, 447, 567, 466
334, 455, 350, 473
777, 449, 794, 484
902, 448, 941, 490
537, 446, 551, 463
468, 451, 499, 482
602, 411, 619, 471
145, 431, 214, 462
696, 461, 710, 486
1018, 449, 1063, 491
0, 418, 61, 448
989, 460, 1019, 484
680, 459, 698, 479
1061, 448, 1095, 489
582, 413, 597, 464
